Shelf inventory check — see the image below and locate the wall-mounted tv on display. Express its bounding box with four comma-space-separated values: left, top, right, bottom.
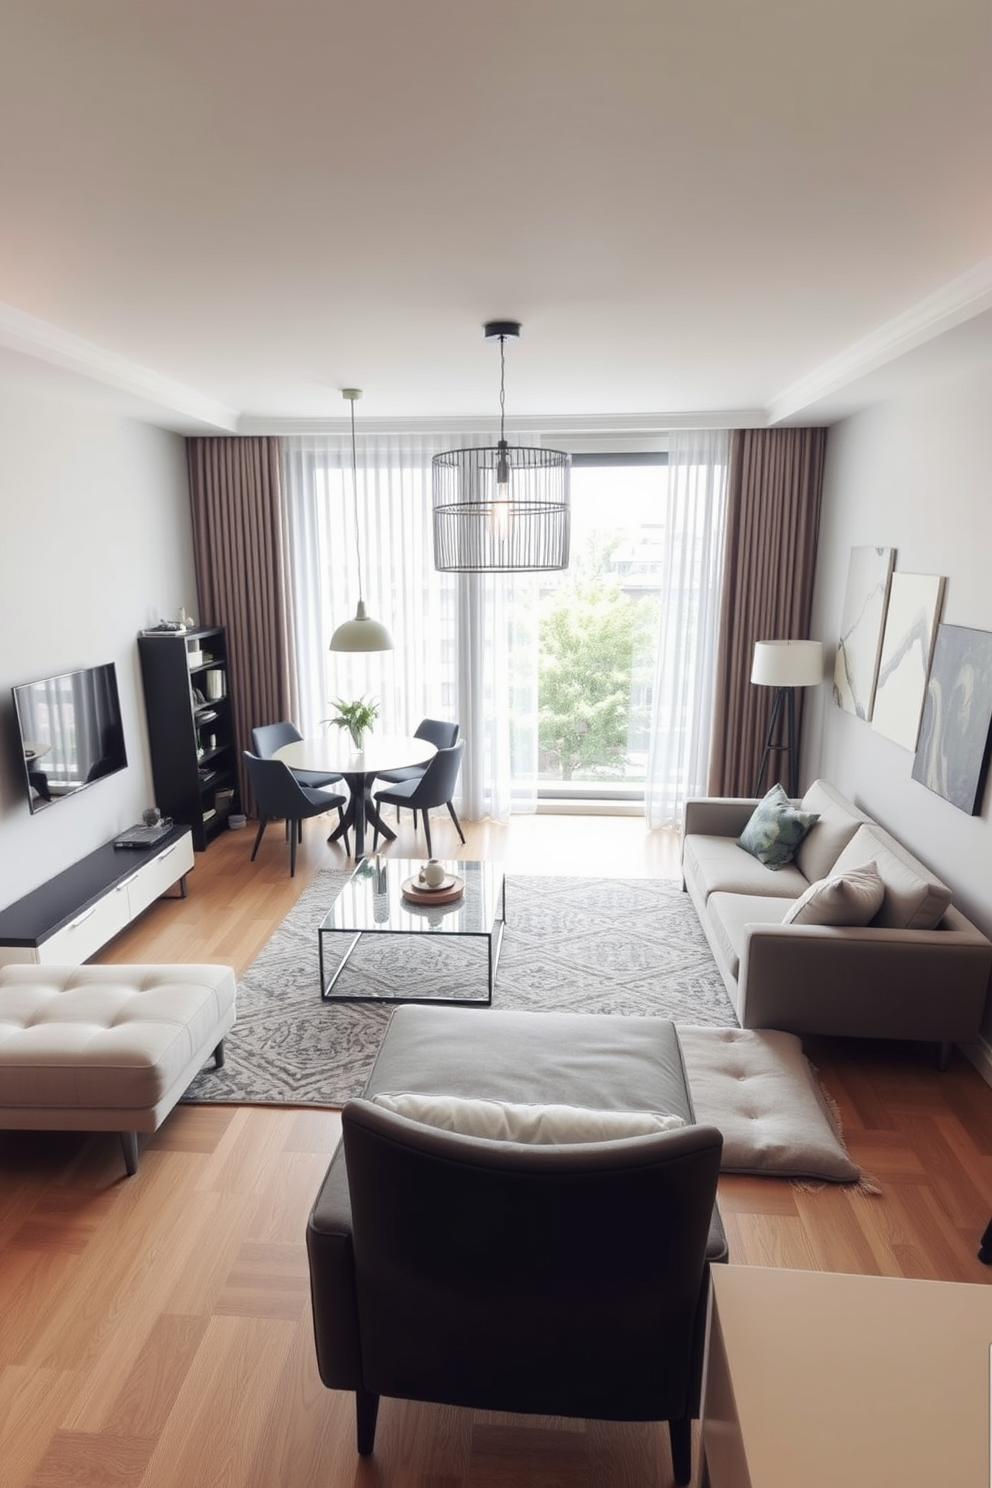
12, 662, 128, 814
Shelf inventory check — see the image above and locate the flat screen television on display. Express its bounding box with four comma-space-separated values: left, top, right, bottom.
12, 662, 128, 813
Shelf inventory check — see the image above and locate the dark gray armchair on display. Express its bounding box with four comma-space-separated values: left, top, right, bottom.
306, 1005, 726, 1486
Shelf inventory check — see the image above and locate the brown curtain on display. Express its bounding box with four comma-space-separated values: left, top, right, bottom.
708, 427, 827, 798
186, 436, 297, 813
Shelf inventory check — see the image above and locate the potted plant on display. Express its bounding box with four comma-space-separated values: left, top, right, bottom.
325, 695, 379, 751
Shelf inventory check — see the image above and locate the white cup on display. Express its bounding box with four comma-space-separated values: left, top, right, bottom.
419, 858, 446, 888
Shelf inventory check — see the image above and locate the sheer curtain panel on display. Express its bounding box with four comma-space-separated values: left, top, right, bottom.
282, 433, 539, 825
644, 428, 729, 829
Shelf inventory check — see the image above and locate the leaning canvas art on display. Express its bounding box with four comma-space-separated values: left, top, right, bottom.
912, 623, 992, 814
833, 545, 895, 720
871, 572, 945, 751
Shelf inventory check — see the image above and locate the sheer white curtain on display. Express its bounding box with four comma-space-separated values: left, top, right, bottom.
645, 428, 729, 829
282, 433, 538, 823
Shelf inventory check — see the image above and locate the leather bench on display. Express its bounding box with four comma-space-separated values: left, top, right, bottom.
0, 963, 236, 1174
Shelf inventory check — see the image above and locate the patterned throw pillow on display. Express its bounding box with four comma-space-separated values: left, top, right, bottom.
738, 783, 820, 869
782, 861, 885, 926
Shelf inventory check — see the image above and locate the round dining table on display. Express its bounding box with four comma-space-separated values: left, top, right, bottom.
275, 733, 437, 859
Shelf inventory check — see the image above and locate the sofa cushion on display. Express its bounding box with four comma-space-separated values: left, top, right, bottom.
795, 780, 870, 884
782, 861, 885, 928
738, 784, 820, 869
371, 1091, 685, 1143
683, 834, 810, 902
706, 892, 798, 980
831, 823, 952, 930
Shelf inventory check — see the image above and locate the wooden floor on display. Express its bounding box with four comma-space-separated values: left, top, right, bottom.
3, 810, 992, 1488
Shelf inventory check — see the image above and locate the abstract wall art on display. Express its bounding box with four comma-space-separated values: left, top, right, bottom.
871, 572, 945, 751
912, 623, 992, 815
833, 545, 895, 720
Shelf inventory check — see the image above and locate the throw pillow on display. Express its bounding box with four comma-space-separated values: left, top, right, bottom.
738, 783, 820, 870
371, 1092, 685, 1144
782, 861, 885, 927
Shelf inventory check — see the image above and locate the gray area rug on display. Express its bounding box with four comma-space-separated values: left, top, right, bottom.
183, 870, 865, 1183
184, 871, 738, 1106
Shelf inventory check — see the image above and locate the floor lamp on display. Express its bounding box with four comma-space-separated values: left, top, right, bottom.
751, 640, 824, 798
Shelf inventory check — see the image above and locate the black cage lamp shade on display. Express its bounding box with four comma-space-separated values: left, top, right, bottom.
432, 322, 571, 573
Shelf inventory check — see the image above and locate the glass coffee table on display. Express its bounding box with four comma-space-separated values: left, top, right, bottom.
318, 857, 506, 1004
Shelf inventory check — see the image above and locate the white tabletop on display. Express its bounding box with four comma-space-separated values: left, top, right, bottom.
702, 1264, 992, 1487
275, 733, 436, 777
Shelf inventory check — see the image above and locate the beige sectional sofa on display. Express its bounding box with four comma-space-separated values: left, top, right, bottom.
681, 780, 992, 1066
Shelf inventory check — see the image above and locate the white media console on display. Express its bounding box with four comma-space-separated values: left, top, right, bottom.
0, 826, 194, 967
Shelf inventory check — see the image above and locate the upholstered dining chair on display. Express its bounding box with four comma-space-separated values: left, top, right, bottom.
242, 751, 349, 875
375, 718, 460, 822
252, 721, 343, 791
372, 740, 465, 857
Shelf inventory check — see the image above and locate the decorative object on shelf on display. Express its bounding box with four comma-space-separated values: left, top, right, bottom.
177, 606, 196, 630
329, 388, 394, 653
432, 320, 570, 573
324, 695, 380, 751
751, 639, 824, 798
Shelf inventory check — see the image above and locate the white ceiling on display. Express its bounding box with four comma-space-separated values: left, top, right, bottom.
0, 0, 990, 436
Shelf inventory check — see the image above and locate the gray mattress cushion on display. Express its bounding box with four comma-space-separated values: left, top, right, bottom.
683, 833, 809, 903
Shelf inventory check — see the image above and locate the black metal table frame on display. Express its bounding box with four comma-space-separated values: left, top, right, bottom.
319, 873, 506, 1006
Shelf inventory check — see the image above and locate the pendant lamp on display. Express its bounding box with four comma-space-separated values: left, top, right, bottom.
432, 321, 571, 572
329, 388, 393, 653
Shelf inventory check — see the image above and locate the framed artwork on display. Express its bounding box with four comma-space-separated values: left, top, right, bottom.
871, 573, 945, 751
912, 623, 992, 815
833, 545, 895, 720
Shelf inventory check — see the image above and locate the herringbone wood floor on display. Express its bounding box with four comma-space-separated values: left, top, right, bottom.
3, 812, 992, 1487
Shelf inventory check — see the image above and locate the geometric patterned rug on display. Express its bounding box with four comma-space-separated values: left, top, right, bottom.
183, 872, 738, 1107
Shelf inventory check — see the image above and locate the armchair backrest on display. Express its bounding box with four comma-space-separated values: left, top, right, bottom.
341, 1098, 722, 1423
252, 720, 303, 758
414, 717, 460, 750
405, 739, 465, 809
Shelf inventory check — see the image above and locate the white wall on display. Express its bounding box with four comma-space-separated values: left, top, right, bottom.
804, 360, 992, 1037
0, 381, 196, 907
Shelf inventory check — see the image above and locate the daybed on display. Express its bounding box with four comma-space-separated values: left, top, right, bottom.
681, 779, 992, 1066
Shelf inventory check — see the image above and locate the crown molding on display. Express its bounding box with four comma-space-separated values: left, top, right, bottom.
0, 303, 239, 431
767, 254, 992, 425
236, 408, 768, 438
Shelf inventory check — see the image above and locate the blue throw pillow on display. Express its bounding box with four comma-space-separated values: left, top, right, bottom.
738, 784, 820, 869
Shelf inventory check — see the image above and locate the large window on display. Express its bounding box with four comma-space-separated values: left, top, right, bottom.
533, 454, 668, 802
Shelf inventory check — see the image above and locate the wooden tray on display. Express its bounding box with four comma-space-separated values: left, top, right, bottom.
401, 874, 465, 906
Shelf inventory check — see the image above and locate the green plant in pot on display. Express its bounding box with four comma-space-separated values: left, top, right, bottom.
326, 695, 379, 751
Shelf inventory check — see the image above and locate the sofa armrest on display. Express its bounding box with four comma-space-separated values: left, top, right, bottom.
736, 909, 992, 1042
682, 797, 761, 843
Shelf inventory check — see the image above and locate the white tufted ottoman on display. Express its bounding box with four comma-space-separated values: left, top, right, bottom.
0, 963, 236, 1175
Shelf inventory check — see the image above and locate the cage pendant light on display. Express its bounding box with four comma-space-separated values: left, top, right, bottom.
329, 388, 393, 653
432, 321, 571, 572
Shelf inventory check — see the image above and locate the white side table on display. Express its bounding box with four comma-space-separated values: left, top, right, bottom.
700, 1263, 992, 1487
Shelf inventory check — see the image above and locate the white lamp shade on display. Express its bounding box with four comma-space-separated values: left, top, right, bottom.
329, 599, 393, 653
751, 639, 823, 688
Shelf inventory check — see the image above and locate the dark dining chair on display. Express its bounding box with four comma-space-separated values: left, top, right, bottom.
252, 721, 350, 845
243, 751, 349, 875
375, 718, 460, 823
252, 721, 343, 791
372, 740, 465, 857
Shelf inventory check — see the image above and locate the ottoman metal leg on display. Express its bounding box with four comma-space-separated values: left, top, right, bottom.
120, 1131, 139, 1176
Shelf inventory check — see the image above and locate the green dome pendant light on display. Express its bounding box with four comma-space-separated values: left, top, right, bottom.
329, 388, 394, 653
